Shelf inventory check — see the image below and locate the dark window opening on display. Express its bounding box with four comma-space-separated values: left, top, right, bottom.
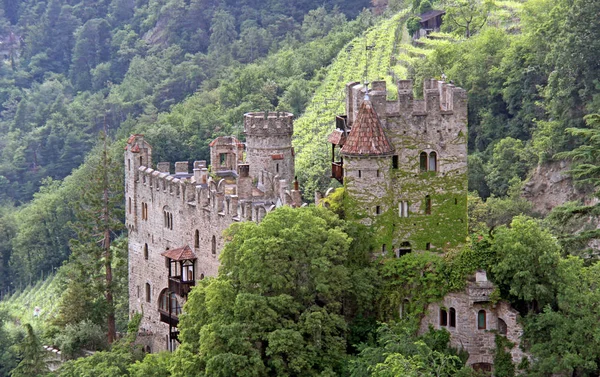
140, 156, 143, 166
478, 310, 486, 330
440, 308, 448, 326
144, 244, 148, 260
449, 308, 456, 327
376, 206, 381, 215
397, 241, 412, 257
128, 159, 131, 171
455, 198, 458, 205
498, 318, 507, 335
376, 169, 380, 177
145, 283, 151, 303
212, 235, 217, 255
472, 363, 492, 375
425, 195, 431, 215
426, 242, 431, 250
419, 152, 428, 172
382, 244, 387, 253
220, 153, 227, 165
392, 155, 399, 169
276, 163, 279, 173
194, 230, 200, 248
358, 170, 362, 178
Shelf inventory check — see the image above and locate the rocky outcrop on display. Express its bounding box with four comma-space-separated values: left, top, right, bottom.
522, 160, 598, 215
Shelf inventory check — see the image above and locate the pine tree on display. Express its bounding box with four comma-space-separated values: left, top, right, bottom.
10, 324, 49, 377
66, 125, 124, 343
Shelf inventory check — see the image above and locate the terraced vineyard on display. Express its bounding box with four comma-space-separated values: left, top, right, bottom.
0, 274, 61, 331
293, 10, 410, 196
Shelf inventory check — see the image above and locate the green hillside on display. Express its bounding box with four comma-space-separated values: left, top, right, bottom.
294, 10, 409, 196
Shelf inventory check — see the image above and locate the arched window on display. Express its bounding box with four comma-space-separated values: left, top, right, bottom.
182, 260, 194, 282
212, 235, 216, 255
145, 283, 151, 303
498, 318, 507, 335
440, 308, 448, 326
419, 152, 428, 172
429, 151, 437, 172
478, 310, 486, 330
144, 244, 148, 260
425, 195, 431, 215
200, 273, 205, 280
449, 308, 456, 327
194, 230, 200, 248
158, 289, 182, 316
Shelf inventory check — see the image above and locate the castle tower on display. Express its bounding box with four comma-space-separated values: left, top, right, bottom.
330, 79, 468, 254
124, 134, 152, 232
340, 97, 394, 222
244, 111, 295, 184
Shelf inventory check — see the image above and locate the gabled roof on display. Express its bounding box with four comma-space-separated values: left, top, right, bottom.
340, 100, 394, 157
328, 129, 346, 146
419, 9, 446, 22
161, 245, 197, 261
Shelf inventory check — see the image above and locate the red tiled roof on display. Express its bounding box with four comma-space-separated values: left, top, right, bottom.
328, 129, 346, 146
340, 100, 393, 156
161, 245, 197, 261
271, 154, 284, 160
130, 144, 140, 153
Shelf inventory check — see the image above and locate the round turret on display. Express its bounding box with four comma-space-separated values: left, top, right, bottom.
244, 112, 295, 184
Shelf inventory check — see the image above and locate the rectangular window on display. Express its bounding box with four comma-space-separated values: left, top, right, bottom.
399, 201, 409, 218
145, 283, 151, 303
392, 155, 399, 169
220, 153, 227, 164
425, 196, 431, 215
376, 206, 381, 215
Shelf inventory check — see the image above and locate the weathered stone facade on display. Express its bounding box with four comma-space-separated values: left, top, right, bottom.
419, 271, 528, 370
330, 79, 468, 253
125, 112, 302, 352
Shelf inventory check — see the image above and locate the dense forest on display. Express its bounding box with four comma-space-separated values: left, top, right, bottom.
0, 0, 599, 375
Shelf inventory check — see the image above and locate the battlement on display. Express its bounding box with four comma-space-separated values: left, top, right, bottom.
136, 162, 301, 223
346, 79, 467, 125
244, 111, 294, 136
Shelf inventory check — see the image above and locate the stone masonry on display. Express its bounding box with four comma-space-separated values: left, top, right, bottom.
125, 112, 302, 352
419, 271, 528, 370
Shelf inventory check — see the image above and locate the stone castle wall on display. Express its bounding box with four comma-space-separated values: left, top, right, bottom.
340, 79, 468, 253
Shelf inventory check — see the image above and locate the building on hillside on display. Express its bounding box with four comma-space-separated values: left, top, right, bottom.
419, 270, 528, 372
327, 79, 468, 254
124, 112, 302, 352
412, 9, 446, 40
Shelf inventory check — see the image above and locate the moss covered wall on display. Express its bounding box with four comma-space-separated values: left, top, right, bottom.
342, 79, 468, 253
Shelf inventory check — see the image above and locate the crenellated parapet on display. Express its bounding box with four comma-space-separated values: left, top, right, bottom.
346, 79, 467, 127
244, 111, 294, 136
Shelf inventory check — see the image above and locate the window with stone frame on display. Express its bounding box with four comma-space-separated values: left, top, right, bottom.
449, 307, 456, 327
145, 283, 151, 303
478, 310, 486, 330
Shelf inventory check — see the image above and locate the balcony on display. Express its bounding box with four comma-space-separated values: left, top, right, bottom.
332, 162, 343, 183
159, 308, 179, 327
168, 276, 195, 298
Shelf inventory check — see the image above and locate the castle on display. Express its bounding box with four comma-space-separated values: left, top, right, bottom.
125, 79, 525, 369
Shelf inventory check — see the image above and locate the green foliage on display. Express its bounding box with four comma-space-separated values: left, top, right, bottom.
493, 335, 515, 377
349, 323, 469, 377
406, 16, 421, 36
175, 206, 376, 376
485, 137, 535, 197
524, 257, 600, 376
54, 320, 108, 359
443, 0, 494, 38
490, 216, 561, 313
10, 323, 49, 377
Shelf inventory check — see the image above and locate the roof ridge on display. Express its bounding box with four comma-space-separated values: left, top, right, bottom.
340, 100, 394, 157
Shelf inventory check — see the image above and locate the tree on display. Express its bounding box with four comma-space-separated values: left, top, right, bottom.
10, 324, 49, 377
491, 216, 561, 314
61, 129, 124, 343
485, 137, 535, 197
175, 206, 375, 376
443, 0, 494, 38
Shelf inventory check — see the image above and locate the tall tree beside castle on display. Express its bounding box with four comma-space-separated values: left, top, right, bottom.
62, 130, 124, 343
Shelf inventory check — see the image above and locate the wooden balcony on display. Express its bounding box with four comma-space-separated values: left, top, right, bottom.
332, 162, 343, 183
168, 276, 195, 298
159, 308, 179, 327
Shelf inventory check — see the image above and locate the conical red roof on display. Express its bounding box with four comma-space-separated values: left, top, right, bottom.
340, 100, 393, 156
